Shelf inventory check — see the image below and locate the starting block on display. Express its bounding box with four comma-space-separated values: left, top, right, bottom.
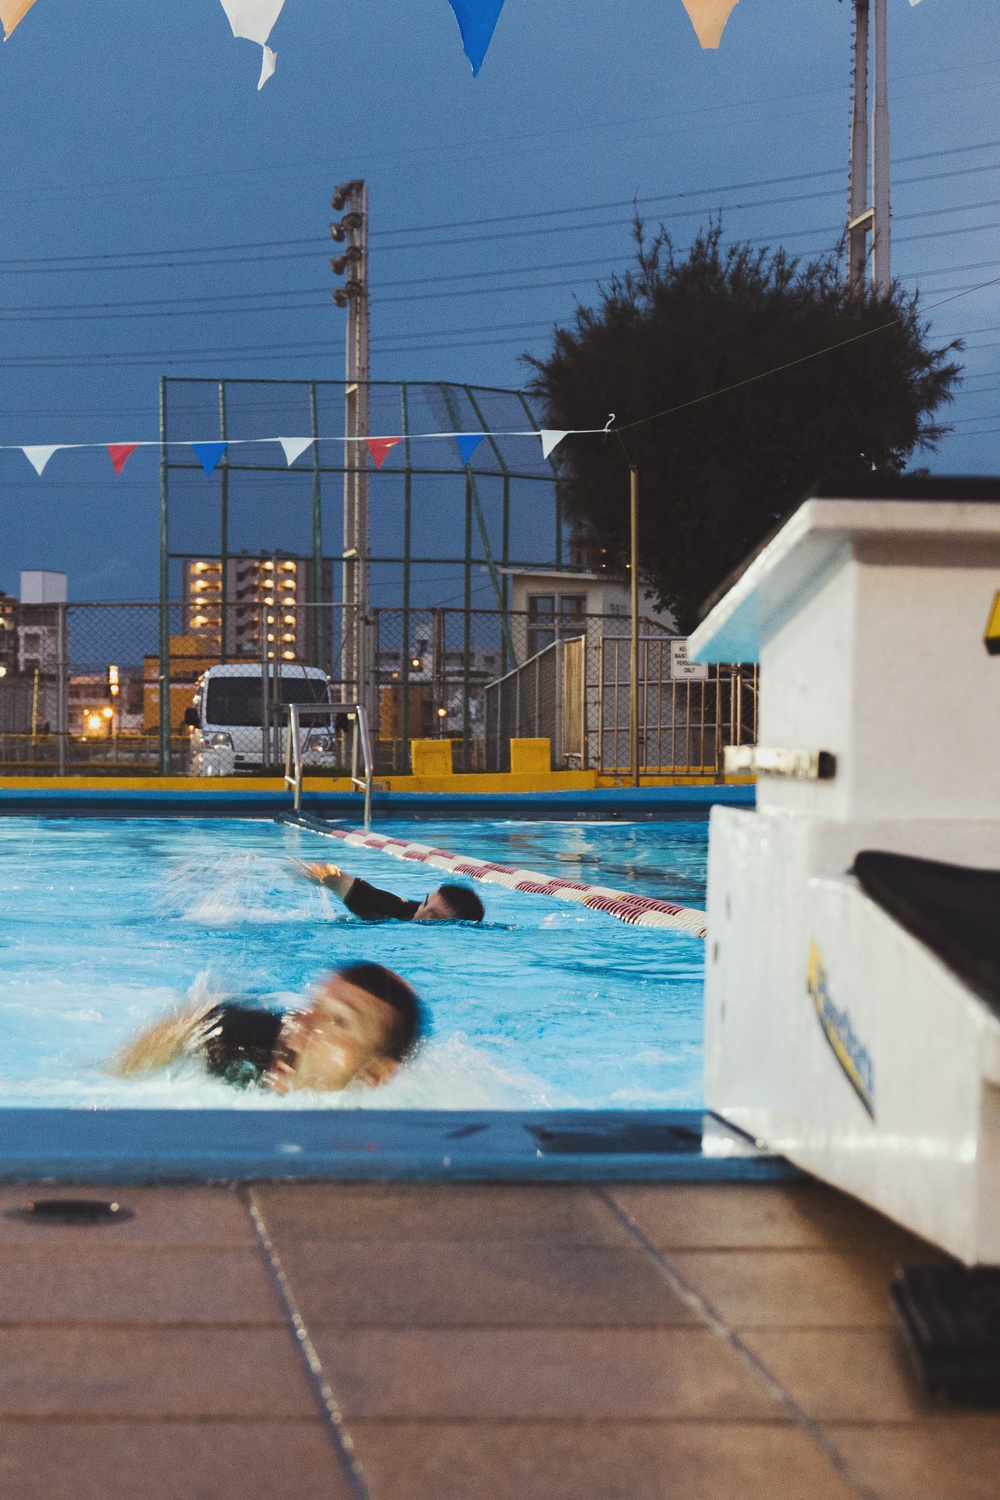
689, 475, 1000, 1268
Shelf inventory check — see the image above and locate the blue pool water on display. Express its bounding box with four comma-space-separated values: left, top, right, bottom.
0, 818, 707, 1110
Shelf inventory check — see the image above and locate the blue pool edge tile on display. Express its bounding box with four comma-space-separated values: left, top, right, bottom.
0, 1108, 799, 1184
0, 785, 755, 819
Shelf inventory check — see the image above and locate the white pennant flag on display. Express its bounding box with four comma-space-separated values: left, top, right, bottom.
540, 430, 570, 460
278, 437, 314, 466
219, 0, 285, 45
219, 0, 284, 86
258, 45, 277, 88
22, 445, 66, 476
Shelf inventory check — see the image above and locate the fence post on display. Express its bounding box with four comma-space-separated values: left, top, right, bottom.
56, 603, 67, 776
629, 466, 640, 788
462, 474, 472, 771
158, 378, 171, 776
310, 382, 324, 672
400, 383, 412, 772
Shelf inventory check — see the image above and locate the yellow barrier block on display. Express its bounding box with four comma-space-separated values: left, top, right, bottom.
510, 738, 551, 774
409, 739, 454, 777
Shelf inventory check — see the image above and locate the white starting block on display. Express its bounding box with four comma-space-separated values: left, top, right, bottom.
689, 476, 1000, 1266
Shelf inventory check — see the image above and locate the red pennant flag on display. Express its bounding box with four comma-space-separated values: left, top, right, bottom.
367, 437, 401, 470
108, 444, 139, 476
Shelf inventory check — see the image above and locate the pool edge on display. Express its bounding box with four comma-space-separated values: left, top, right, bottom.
0, 1109, 798, 1184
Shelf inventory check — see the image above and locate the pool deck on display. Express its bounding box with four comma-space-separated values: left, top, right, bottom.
0, 1177, 991, 1500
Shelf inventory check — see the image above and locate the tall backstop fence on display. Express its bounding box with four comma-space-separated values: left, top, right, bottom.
0, 602, 757, 778
158, 377, 566, 774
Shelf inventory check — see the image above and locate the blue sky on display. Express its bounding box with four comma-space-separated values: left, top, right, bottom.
0, 0, 997, 597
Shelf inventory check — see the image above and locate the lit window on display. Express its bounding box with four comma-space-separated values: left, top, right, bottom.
281, 651, 295, 660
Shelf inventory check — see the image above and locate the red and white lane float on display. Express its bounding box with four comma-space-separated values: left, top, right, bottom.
310, 825, 707, 939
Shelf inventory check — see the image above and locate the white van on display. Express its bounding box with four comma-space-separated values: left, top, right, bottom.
184, 662, 338, 776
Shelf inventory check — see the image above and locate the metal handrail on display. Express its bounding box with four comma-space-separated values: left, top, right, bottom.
284, 700, 373, 831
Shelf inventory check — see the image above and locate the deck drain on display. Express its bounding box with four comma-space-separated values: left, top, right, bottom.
9, 1199, 134, 1225
527, 1122, 702, 1156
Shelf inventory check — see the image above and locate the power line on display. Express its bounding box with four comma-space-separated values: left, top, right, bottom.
0, 136, 999, 281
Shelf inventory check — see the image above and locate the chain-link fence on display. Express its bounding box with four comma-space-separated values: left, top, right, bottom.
485, 628, 758, 776
0, 600, 757, 777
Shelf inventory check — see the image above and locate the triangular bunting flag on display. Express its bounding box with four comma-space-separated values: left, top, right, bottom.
540, 430, 569, 460
367, 437, 401, 470
0, 0, 38, 41
22, 446, 64, 476
455, 433, 485, 465
192, 442, 228, 476
258, 45, 276, 88
219, 0, 285, 45
446, 0, 507, 76
278, 437, 313, 466
107, 444, 138, 477
681, 0, 740, 49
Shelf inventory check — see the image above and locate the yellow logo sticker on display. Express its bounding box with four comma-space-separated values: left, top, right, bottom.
985, 591, 1000, 656
807, 940, 875, 1120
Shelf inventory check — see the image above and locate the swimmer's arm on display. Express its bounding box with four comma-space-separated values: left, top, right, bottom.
291, 860, 355, 902
108, 1004, 214, 1078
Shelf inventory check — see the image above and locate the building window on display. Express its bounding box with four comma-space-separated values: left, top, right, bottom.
527, 594, 555, 657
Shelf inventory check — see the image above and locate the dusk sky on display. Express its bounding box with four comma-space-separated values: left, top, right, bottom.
0, 0, 997, 598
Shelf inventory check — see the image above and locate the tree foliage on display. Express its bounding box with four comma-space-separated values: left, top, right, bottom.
527, 226, 962, 630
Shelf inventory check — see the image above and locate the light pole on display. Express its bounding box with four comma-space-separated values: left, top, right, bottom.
847, 0, 891, 295
629, 466, 640, 789
331, 180, 370, 708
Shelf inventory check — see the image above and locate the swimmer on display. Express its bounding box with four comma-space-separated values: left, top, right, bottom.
109, 962, 423, 1092
294, 861, 484, 924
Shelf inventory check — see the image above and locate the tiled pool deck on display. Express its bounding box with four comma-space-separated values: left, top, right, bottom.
0, 1179, 991, 1499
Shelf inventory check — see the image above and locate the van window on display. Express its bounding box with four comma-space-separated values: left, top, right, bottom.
205, 674, 331, 727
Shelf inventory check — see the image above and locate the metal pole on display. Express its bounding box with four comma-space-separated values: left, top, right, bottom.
401, 383, 412, 772
847, 0, 871, 292
871, 0, 891, 294
501, 474, 511, 673
310, 382, 324, 670
260, 591, 269, 771
462, 472, 473, 771
629, 467, 640, 788
158, 378, 171, 775
218, 381, 229, 663
56, 602, 67, 776
337, 180, 370, 711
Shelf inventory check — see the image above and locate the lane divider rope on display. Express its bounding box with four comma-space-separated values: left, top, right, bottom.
292, 819, 707, 938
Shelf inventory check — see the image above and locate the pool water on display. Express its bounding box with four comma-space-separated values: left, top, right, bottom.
0, 818, 707, 1110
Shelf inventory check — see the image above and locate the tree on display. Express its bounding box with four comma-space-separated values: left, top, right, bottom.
526, 226, 962, 631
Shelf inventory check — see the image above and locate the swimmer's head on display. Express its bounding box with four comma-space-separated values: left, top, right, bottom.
413, 883, 484, 923
269, 962, 424, 1094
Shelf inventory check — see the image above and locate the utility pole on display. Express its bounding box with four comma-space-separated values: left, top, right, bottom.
629, 467, 640, 789
331, 180, 370, 707
847, 0, 891, 295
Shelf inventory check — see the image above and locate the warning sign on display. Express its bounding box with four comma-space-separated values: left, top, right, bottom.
985, 592, 1000, 656
671, 639, 709, 680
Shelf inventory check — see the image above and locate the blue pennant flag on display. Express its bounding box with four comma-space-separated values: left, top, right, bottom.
447, 0, 506, 76
455, 432, 485, 465
192, 442, 228, 476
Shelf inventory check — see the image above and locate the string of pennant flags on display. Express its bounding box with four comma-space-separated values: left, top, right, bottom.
3, 424, 607, 478
0, 2, 930, 92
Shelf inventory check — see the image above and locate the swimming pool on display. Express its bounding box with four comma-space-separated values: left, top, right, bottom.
0, 817, 707, 1112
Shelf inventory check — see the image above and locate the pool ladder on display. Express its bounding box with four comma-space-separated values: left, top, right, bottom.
284, 702, 373, 832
